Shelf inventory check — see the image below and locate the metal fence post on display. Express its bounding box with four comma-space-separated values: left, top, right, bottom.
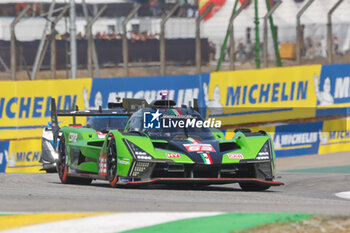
216, 0, 239, 72
296, 0, 315, 65
70, 0, 77, 79
122, 3, 141, 77
263, 0, 282, 68
195, 3, 214, 74
10, 5, 30, 80
265, 0, 282, 67
0, 55, 9, 72
86, 5, 107, 78
50, 5, 70, 79
160, 3, 180, 76
254, 0, 261, 68
327, 0, 343, 64
31, 0, 55, 80
229, 0, 251, 70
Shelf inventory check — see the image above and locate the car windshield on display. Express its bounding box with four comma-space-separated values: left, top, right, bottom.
87, 116, 129, 132
143, 115, 216, 141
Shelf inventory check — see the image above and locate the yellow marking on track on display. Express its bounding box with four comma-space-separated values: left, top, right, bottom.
0, 212, 114, 231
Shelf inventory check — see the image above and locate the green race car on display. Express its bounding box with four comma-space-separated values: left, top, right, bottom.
51, 97, 283, 191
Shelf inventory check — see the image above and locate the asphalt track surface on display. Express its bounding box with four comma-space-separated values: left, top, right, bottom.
1, 153, 350, 215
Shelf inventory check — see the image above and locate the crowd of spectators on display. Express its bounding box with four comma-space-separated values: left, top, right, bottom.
216, 35, 344, 64
224, 39, 256, 63
0, 3, 41, 17
53, 30, 161, 42
303, 36, 342, 60
150, 0, 198, 17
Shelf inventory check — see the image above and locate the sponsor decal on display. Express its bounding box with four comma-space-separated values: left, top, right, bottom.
118, 158, 131, 165
118, 177, 131, 183
98, 152, 107, 176
166, 153, 180, 158
97, 132, 106, 139
200, 153, 213, 165
227, 153, 244, 159
184, 144, 216, 152
68, 133, 78, 142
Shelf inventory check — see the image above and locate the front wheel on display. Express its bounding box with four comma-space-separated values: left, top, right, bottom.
57, 135, 92, 185
239, 183, 271, 191
107, 137, 118, 188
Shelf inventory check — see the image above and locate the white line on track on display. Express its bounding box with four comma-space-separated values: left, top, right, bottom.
335, 191, 350, 200
1, 212, 222, 233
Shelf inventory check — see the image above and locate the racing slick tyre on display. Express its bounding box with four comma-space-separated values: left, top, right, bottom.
107, 137, 118, 188
57, 135, 92, 185
239, 182, 271, 191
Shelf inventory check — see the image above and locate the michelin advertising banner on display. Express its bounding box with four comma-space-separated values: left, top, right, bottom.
206, 63, 350, 125
0, 139, 44, 173
225, 117, 350, 158
206, 65, 320, 125
315, 63, 350, 117
0, 79, 92, 140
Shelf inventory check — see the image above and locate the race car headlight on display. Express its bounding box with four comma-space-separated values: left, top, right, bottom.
124, 139, 153, 160
256, 140, 271, 160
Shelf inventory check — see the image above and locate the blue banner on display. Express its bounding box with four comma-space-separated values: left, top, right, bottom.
0, 141, 9, 173
315, 63, 350, 117
273, 121, 323, 157
88, 74, 210, 116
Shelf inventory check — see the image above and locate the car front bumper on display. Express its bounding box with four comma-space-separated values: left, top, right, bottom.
118, 177, 284, 186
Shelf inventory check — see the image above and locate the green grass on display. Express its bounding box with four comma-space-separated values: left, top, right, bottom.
121, 213, 311, 233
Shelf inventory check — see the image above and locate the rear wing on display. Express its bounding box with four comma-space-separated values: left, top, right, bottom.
50, 98, 146, 146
